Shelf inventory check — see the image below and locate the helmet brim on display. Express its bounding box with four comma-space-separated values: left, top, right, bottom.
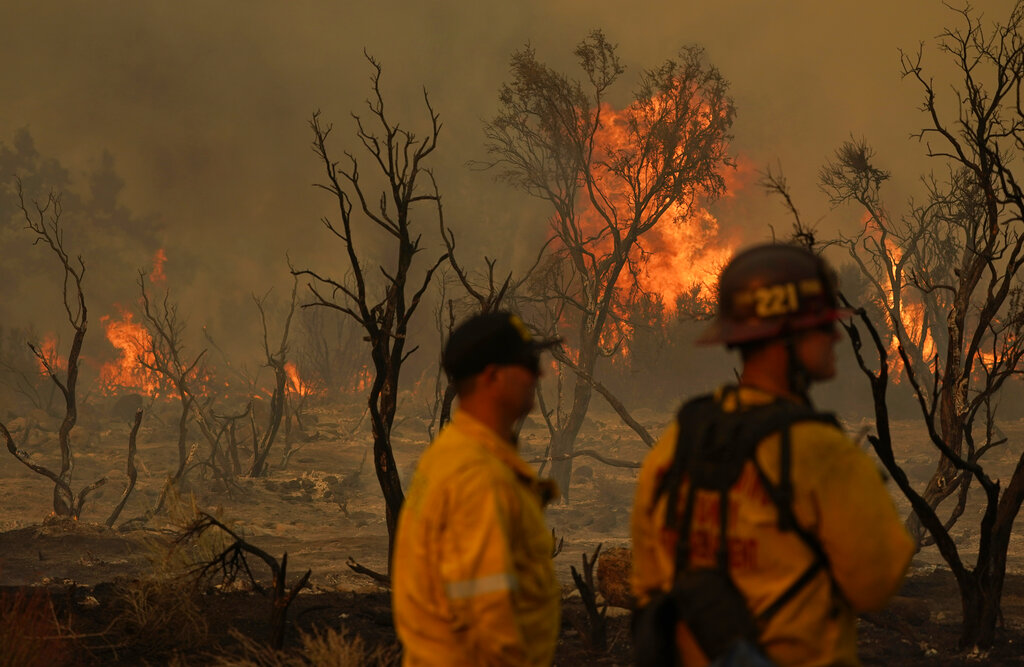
697, 307, 855, 346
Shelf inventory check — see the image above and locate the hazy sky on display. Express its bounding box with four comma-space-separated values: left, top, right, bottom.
2, 1, 1008, 350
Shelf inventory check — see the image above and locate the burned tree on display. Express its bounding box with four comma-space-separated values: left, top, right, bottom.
293, 54, 447, 556
246, 278, 300, 477
430, 195, 553, 432
784, 2, 1024, 650
136, 273, 210, 487
482, 30, 735, 496
0, 325, 59, 413
1, 182, 114, 519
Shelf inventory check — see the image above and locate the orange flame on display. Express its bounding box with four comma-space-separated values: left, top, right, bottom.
35, 333, 66, 374
869, 229, 936, 382
576, 96, 736, 311
150, 248, 167, 284
551, 87, 736, 363
284, 362, 321, 398
349, 366, 371, 394
98, 310, 164, 397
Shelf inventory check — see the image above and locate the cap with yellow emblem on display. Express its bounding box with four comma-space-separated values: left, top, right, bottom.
443, 311, 562, 380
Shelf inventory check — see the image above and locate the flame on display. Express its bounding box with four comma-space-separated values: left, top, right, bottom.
98, 310, 164, 397
286, 362, 366, 397
868, 227, 937, 382
349, 366, 371, 394
579, 95, 736, 310
634, 206, 734, 310
550, 85, 736, 364
150, 248, 167, 284
285, 362, 321, 397
35, 333, 66, 374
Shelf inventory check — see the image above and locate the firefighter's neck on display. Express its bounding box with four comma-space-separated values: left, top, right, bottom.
459, 393, 519, 444
739, 342, 808, 403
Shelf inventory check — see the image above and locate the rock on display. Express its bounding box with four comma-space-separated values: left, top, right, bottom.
597, 547, 635, 609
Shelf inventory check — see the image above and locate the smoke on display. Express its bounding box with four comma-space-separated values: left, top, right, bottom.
0, 0, 1005, 406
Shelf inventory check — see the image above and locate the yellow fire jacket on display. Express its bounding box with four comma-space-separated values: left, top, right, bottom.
631, 385, 915, 667
392, 410, 561, 666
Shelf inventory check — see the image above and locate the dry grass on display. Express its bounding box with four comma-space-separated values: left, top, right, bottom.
0, 587, 73, 667
204, 627, 399, 666
108, 576, 208, 654
138, 489, 234, 580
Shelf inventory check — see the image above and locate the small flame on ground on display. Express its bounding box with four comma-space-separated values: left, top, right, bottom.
285, 362, 318, 398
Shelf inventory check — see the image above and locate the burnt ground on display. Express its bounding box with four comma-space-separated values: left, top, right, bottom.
2, 402, 1024, 665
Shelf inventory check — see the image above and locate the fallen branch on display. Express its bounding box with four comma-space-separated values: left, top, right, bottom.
551, 349, 655, 447
346, 556, 390, 586
178, 512, 312, 649
530, 449, 640, 469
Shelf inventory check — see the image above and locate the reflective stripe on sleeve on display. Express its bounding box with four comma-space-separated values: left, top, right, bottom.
444, 572, 519, 600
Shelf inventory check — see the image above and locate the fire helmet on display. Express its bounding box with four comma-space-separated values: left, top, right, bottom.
697, 243, 851, 346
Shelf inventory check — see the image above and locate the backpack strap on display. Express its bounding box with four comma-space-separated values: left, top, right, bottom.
747, 410, 838, 626
658, 390, 841, 626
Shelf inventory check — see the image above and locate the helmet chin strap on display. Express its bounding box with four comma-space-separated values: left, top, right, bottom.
784, 336, 813, 405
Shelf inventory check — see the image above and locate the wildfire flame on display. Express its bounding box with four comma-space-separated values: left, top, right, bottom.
285, 362, 316, 398
98, 310, 164, 397
150, 248, 167, 284
35, 333, 66, 374
574, 98, 736, 311
551, 87, 737, 363
870, 229, 937, 382
349, 366, 371, 394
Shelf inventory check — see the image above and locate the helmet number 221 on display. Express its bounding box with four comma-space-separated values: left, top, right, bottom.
753, 283, 799, 317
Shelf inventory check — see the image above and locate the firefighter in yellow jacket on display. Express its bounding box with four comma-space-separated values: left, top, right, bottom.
631, 244, 915, 666
392, 311, 562, 666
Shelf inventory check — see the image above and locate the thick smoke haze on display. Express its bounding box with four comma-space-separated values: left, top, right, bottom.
1, 1, 1007, 393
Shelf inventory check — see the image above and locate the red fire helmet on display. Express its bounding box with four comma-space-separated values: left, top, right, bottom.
697, 243, 853, 346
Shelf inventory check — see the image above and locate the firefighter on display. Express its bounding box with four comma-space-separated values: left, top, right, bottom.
631, 243, 915, 666
391, 311, 562, 666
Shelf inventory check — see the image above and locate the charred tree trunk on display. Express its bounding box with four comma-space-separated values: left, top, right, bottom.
2, 184, 109, 520
438, 382, 457, 431
51, 322, 84, 516
173, 388, 192, 482
106, 408, 143, 528
844, 305, 1023, 650
248, 362, 287, 477
248, 278, 299, 478
368, 339, 405, 552
295, 58, 447, 565
548, 375, 594, 500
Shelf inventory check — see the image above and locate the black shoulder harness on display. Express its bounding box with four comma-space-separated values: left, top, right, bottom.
655, 386, 840, 627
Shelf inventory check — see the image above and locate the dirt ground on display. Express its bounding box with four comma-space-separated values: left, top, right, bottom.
2, 400, 1024, 665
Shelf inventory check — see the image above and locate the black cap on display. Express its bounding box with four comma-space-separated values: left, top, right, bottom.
442, 311, 561, 381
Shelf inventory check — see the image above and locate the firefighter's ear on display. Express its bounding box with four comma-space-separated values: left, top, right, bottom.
477, 363, 502, 385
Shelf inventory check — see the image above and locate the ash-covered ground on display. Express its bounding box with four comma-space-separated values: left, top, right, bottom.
3, 398, 1024, 664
